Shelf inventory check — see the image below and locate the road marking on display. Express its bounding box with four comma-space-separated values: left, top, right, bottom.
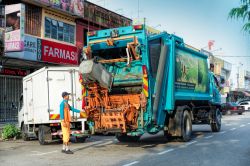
219, 131, 227, 134
230, 128, 236, 131
240, 124, 246, 128
185, 141, 197, 146
157, 148, 174, 155
95, 141, 113, 146
204, 135, 213, 139
31, 150, 58, 156
123, 161, 139, 166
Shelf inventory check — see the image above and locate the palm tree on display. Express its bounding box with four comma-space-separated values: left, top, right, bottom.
229, 0, 250, 33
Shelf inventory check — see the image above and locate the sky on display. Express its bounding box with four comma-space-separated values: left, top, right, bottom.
89, 0, 250, 70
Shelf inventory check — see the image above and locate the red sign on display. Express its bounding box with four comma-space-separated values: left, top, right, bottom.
41, 40, 78, 65
0, 68, 27, 76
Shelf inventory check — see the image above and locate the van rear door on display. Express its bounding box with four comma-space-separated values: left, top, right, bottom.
47, 70, 74, 121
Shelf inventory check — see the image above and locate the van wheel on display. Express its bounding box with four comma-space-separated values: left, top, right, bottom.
181, 110, 192, 142
115, 133, 140, 142
21, 124, 29, 141
211, 109, 221, 132
38, 125, 51, 145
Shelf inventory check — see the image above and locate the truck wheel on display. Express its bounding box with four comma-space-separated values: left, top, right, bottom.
38, 125, 51, 145
115, 133, 140, 142
181, 110, 192, 142
211, 109, 221, 132
21, 124, 30, 141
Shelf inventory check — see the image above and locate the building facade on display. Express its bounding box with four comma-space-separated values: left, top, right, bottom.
0, 0, 131, 123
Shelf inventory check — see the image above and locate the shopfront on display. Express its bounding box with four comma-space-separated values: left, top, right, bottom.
0, 68, 27, 122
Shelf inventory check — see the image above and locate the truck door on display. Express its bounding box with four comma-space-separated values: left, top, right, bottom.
72, 70, 82, 112
25, 79, 34, 122
148, 37, 169, 124
47, 70, 74, 120
210, 75, 221, 104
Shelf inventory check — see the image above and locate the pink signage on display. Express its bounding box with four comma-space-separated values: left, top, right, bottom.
5, 41, 24, 51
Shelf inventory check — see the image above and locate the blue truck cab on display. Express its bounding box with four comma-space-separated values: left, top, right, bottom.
80, 25, 222, 142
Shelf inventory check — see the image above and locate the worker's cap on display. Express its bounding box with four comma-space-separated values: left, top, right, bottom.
62, 92, 71, 98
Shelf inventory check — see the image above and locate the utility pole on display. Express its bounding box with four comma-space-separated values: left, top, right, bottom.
137, 0, 140, 20
237, 63, 243, 90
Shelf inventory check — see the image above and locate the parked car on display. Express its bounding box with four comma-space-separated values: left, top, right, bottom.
221, 102, 245, 115
238, 101, 250, 111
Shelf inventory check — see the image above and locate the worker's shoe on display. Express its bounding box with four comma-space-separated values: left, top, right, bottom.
65, 150, 74, 154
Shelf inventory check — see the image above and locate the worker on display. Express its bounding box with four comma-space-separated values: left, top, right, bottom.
60, 92, 81, 154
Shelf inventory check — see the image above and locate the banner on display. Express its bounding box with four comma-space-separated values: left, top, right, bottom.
41, 39, 78, 65
0, 68, 27, 76
5, 35, 39, 61
5, 3, 25, 52
34, 0, 84, 17
175, 49, 209, 93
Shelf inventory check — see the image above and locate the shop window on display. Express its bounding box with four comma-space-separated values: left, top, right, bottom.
44, 17, 51, 38
44, 17, 75, 44
63, 23, 70, 43
51, 19, 58, 39
25, 4, 42, 37
58, 21, 64, 41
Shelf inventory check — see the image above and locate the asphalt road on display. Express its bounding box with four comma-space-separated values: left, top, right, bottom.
1, 112, 250, 166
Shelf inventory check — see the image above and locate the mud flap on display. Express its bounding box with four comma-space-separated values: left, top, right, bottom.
168, 109, 183, 137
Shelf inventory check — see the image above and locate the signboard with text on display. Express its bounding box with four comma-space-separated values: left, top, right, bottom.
5, 3, 25, 52
0, 68, 27, 76
5, 35, 39, 61
41, 39, 78, 65
34, 0, 84, 17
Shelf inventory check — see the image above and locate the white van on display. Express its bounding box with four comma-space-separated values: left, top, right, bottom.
18, 66, 90, 145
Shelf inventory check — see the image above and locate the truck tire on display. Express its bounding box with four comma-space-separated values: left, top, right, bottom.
38, 125, 51, 145
210, 109, 221, 132
115, 133, 140, 142
21, 124, 30, 141
181, 110, 192, 142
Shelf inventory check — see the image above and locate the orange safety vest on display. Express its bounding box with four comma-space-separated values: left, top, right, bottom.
64, 103, 72, 123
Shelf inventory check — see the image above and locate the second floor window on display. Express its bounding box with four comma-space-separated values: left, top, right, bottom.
44, 17, 75, 44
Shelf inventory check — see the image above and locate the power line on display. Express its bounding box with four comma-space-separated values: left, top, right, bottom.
214, 55, 250, 57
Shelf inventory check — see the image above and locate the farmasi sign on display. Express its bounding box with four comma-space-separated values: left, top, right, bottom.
41, 39, 78, 65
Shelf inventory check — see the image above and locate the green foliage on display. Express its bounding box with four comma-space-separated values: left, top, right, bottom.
229, 0, 250, 33
1, 124, 20, 140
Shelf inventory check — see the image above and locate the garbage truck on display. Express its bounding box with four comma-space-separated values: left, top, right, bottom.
79, 25, 222, 142
18, 66, 90, 145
